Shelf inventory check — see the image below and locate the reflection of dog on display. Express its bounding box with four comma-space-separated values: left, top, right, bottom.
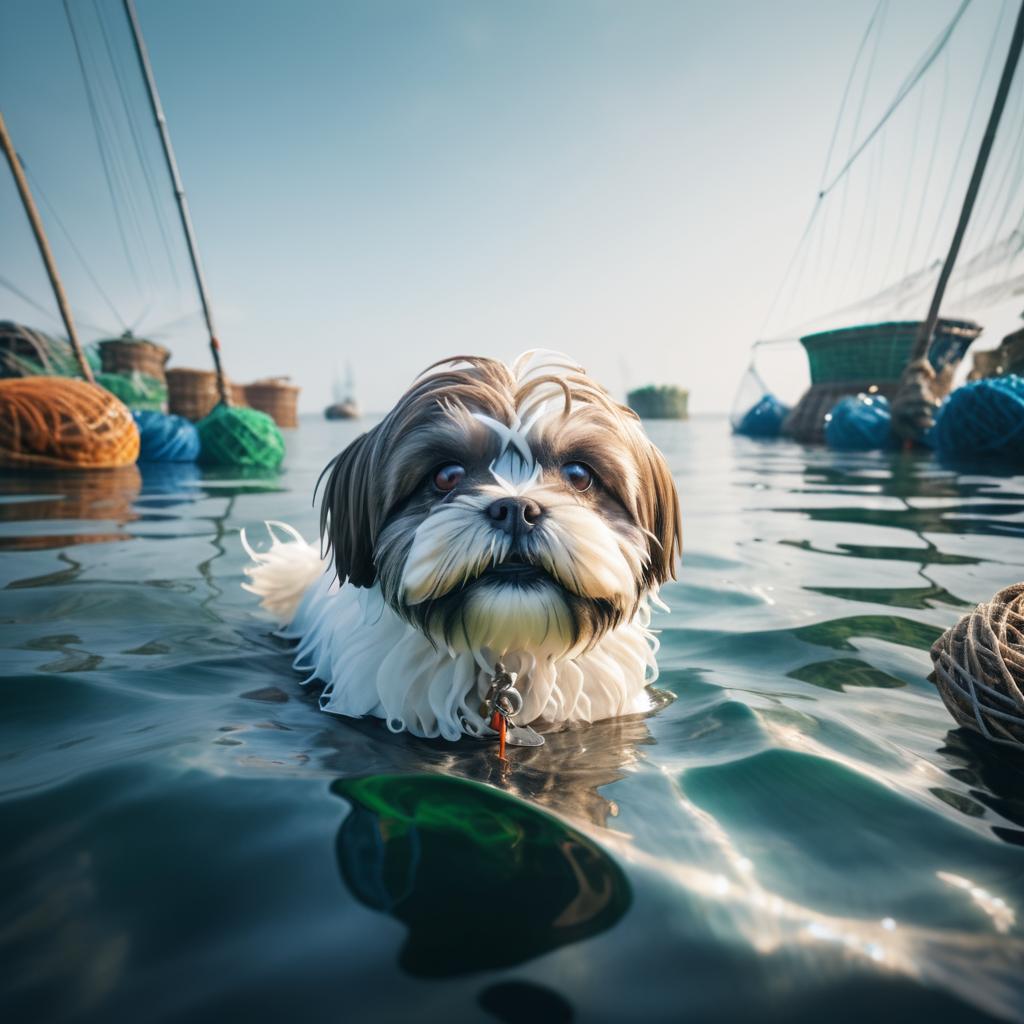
242, 351, 681, 740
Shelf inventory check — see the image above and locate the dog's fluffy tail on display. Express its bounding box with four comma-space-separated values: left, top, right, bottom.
240, 521, 326, 624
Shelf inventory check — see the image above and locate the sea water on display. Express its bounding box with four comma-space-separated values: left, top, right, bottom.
1, 416, 1022, 1023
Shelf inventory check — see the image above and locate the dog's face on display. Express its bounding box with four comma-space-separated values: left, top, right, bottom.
320, 352, 680, 661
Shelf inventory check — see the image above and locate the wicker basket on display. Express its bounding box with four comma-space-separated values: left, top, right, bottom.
800, 319, 982, 385
166, 368, 247, 421
244, 377, 300, 428
785, 318, 981, 444
98, 337, 170, 382
968, 348, 1007, 380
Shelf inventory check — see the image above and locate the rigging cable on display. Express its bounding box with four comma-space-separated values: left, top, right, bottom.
760, 0, 886, 334
0, 274, 107, 335
93, 0, 181, 291
903, 45, 950, 277
79, 0, 159, 301
20, 158, 127, 331
823, 0, 889, 303
925, 0, 1010, 261
63, 0, 143, 293
818, 0, 972, 197
880, 81, 926, 289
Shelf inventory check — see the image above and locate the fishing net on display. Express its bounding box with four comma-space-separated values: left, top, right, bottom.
0, 322, 101, 379
133, 410, 200, 462
930, 583, 1024, 749
197, 403, 284, 469
96, 371, 167, 411
0, 376, 140, 469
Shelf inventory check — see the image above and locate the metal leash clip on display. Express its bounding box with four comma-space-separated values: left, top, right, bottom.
480, 662, 544, 753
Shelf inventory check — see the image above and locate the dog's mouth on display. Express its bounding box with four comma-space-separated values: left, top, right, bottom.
478, 553, 551, 584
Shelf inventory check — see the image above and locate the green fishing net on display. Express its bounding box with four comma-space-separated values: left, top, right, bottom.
197, 403, 285, 469
96, 371, 167, 411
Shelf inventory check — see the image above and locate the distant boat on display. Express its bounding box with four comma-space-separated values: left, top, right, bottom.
627, 385, 689, 419
325, 361, 360, 420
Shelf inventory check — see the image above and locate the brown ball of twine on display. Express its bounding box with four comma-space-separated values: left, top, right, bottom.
930, 583, 1024, 748
0, 376, 140, 470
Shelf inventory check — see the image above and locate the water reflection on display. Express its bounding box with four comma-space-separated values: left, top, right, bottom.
0, 467, 141, 550
332, 773, 631, 977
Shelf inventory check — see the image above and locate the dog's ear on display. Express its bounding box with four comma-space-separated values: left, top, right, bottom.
637, 442, 681, 586
318, 430, 379, 587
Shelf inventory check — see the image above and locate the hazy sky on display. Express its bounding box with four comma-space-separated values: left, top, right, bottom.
1, 0, 1021, 413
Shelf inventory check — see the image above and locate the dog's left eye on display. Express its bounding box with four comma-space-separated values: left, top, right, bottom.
562, 462, 594, 492
433, 464, 465, 493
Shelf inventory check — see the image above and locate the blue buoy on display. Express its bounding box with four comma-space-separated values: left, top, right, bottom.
133, 410, 201, 462
825, 393, 891, 451
735, 393, 789, 438
932, 375, 1024, 463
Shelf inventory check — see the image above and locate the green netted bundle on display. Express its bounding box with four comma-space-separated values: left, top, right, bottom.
96, 371, 167, 411
197, 403, 285, 469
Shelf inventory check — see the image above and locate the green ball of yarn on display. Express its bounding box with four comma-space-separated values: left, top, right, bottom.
96, 371, 167, 411
197, 403, 285, 469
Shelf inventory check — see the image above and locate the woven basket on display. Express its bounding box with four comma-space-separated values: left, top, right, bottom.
968, 348, 1007, 381
800, 319, 982, 386
998, 327, 1024, 376
243, 377, 300, 428
783, 382, 897, 445
98, 337, 170, 382
166, 368, 247, 421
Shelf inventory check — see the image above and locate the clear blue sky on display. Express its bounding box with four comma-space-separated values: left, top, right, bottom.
1, 0, 1020, 412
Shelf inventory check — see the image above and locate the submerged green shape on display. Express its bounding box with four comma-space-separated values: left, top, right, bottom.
804, 583, 971, 610
197, 404, 284, 470
332, 773, 631, 977
793, 614, 942, 653
788, 658, 907, 692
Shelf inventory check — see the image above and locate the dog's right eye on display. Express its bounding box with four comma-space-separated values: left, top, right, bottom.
432, 464, 465, 493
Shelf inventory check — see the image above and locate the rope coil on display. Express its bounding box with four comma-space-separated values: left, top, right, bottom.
930, 582, 1024, 748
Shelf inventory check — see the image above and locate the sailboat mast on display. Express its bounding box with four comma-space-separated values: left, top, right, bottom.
122, 0, 229, 404
0, 111, 95, 382
912, 0, 1024, 362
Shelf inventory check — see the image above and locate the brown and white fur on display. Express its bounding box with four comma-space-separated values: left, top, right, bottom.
241, 351, 681, 741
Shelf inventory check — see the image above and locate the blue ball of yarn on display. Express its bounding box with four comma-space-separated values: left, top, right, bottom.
133, 410, 201, 463
825, 393, 891, 451
735, 393, 789, 438
933, 375, 1024, 462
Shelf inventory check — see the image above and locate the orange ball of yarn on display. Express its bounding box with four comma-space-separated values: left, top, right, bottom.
0, 376, 140, 470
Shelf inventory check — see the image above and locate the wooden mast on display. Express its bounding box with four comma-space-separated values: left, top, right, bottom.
911, 0, 1024, 364
0, 110, 95, 382
122, 0, 230, 405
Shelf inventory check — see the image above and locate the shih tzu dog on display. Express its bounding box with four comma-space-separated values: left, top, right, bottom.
241, 351, 680, 741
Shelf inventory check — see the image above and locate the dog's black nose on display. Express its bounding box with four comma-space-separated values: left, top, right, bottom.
486, 497, 542, 536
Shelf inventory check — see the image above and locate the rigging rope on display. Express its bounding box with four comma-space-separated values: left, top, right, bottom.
93, 0, 181, 291
20, 158, 127, 330
63, 0, 143, 293
925, 0, 1010, 261
0, 275, 108, 335
903, 46, 950, 277
818, 0, 973, 198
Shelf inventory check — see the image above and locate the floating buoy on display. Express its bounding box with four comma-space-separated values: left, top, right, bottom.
931, 375, 1024, 463
734, 394, 789, 438
824, 393, 891, 451
133, 409, 200, 462
930, 582, 1024, 749
197, 403, 284, 470
0, 376, 139, 470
